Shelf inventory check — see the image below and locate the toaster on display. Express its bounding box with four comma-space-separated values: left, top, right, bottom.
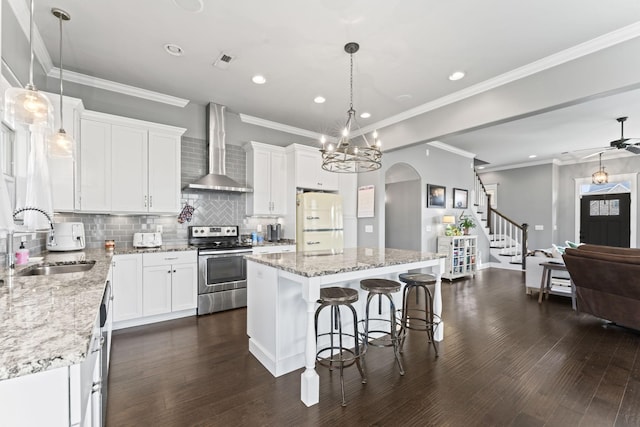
133, 232, 163, 248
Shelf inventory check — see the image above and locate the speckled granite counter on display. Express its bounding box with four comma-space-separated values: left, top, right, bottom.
245, 247, 446, 277
0, 249, 114, 381
113, 244, 195, 255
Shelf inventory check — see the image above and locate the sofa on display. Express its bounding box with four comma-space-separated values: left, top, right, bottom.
562, 244, 640, 331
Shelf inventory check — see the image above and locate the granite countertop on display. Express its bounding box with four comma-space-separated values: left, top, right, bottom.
0, 249, 114, 381
114, 244, 196, 255
245, 247, 446, 278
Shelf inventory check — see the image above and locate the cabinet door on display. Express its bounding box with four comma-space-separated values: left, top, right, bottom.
148, 132, 180, 213
112, 254, 143, 322
296, 149, 338, 191
143, 265, 173, 316
80, 119, 112, 211
249, 148, 273, 215
111, 125, 148, 212
270, 150, 287, 215
171, 263, 198, 311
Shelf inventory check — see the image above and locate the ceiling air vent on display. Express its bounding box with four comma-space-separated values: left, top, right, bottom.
213, 53, 234, 70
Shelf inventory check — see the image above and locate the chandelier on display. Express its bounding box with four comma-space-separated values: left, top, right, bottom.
592, 152, 608, 184
48, 8, 74, 158
319, 42, 382, 173
3, 0, 54, 128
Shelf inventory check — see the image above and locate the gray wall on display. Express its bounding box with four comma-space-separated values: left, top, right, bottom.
481, 154, 640, 249
357, 143, 492, 265
385, 180, 421, 251
479, 164, 553, 250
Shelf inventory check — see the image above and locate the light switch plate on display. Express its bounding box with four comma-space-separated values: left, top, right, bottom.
365, 225, 373, 233
534, 225, 544, 231
156, 225, 163, 233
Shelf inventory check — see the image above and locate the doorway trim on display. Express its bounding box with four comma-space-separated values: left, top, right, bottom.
574, 172, 637, 247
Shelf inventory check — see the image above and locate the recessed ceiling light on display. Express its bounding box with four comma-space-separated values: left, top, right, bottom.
172, 0, 204, 13
528, 154, 537, 159
360, 112, 371, 119
477, 166, 485, 170
314, 96, 326, 104
164, 43, 184, 57
252, 75, 266, 85
448, 71, 465, 81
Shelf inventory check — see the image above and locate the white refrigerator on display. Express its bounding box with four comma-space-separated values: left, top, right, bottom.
296, 192, 344, 253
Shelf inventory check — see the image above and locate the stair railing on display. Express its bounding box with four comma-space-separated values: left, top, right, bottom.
473, 171, 529, 270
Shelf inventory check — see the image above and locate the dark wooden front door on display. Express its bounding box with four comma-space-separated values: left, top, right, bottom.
579, 193, 630, 247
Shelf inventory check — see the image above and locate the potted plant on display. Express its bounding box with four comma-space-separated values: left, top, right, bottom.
458, 212, 476, 235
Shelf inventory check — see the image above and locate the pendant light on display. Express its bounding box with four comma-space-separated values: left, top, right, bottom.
592, 152, 608, 184
3, 0, 54, 129
319, 42, 382, 173
47, 8, 74, 158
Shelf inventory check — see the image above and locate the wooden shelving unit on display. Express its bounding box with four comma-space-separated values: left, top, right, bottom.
438, 235, 477, 280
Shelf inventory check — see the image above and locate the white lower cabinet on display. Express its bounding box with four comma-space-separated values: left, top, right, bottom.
142, 251, 197, 316
113, 251, 196, 329
112, 254, 143, 322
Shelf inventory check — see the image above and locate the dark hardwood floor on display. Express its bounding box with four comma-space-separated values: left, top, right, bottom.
106, 269, 640, 427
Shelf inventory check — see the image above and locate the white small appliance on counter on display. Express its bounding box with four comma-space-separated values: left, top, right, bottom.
47, 222, 86, 252
133, 232, 163, 248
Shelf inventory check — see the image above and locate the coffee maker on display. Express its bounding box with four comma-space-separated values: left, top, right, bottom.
266, 223, 281, 242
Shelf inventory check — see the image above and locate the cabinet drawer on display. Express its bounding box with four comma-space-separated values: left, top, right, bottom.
143, 251, 196, 266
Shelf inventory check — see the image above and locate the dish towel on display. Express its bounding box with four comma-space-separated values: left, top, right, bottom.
178, 203, 195, 224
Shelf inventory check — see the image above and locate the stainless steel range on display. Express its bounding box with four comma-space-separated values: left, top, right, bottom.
188, 225, 252, 315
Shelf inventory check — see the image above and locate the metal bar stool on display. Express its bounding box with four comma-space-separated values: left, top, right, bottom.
398, 273, 440, 357
314, 286, 367, 406
359, 278, 405, 375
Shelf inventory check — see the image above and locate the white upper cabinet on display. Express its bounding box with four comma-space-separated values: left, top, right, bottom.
43, 92, 84, 212
80, 119, 112, 212
287, 144, 339, 191
111, 125, 148, 212
79, 111, 185, 214
245, 141, 287, 216
148, 132, 181, 213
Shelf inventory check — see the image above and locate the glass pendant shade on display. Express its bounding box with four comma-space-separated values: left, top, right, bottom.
4, 86, 54, 128
591, 153, 608, 184
3, 0, 54, 129
48, 129, 74, 158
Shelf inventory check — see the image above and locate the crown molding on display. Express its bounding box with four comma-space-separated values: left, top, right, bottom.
426, 141, 476, 159
239, 113, 328, 140
8, 0, 189, 108
359, 21, 640, 135
47, 68, 190, 107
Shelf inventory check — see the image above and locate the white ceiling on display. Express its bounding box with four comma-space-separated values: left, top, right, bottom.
19, 0, 640, 168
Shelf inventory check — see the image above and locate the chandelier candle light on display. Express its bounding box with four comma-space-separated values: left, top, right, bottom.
4, 0, 54, 128
592, 152, 608, 184
48, 8, 74, 158
319, 42, 382, 173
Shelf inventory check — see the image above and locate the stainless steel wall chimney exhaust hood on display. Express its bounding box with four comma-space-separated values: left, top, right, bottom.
184, 103, 252, 192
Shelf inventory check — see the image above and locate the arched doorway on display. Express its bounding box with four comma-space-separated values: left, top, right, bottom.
385, 163, 421, 250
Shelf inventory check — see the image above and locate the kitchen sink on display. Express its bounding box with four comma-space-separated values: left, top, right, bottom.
17, 261, 96, 276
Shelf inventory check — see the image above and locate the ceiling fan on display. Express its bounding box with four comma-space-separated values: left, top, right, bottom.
581, 116, 640, 159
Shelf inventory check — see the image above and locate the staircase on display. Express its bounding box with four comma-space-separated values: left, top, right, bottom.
471, 172, 529, 271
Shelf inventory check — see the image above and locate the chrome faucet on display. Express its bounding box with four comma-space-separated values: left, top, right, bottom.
5, 207, 56, 271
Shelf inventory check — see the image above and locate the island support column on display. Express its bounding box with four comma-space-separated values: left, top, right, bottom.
300, 279, 320, 406
433, 258, 445, 341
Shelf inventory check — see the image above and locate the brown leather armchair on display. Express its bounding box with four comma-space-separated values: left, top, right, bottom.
562, 244, 640, 331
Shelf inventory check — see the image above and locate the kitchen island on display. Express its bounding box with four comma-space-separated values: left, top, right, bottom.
245, 247, 446, 407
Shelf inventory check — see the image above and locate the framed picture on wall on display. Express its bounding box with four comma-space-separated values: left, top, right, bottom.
453, 188, 468, 209
427, 184, 446, 208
